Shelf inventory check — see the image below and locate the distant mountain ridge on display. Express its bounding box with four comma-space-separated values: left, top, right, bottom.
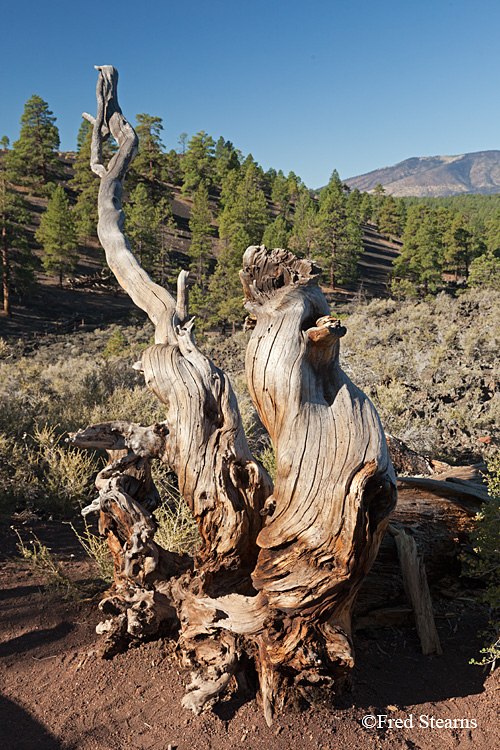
344, 150, 500, 197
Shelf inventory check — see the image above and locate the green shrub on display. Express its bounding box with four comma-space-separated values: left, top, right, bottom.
30, 424, 100, 516
102, 328, 129, 359
468, 454, 500, 669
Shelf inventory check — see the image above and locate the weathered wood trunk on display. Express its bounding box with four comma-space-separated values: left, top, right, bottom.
70, 65, 397, 724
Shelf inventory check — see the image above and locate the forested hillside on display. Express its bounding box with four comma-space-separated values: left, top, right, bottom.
2, 95, 500, 336
1, 97, 372, 332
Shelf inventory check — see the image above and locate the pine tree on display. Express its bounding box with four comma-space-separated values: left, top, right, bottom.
288, 188, 321, 256
486, 209, 500, 254
163, 149, 183, 186
214, 137, 240, 180
8, 95, 60, 189
0, 158, 35, 315
378, 194, 400, 237
126, 183, 159, 272
443, 212, 473, 278
360, 192, 373, 223
271, 170, 291, 221
206, 166, 269, 327
469, 250, 500, 290
181, 131, 215, 195
36, 185, 78, 287
155, 196, 177, 287
240, 154, 265, 183
189, 185, 213, 286
130, 114, 167, 199
395, 197, 407, 235
262, 215, 290, 249
286, 171, 301, 203
73, 120, 99, 244
346, 188, 362, 222
372, 183, 385, 226
178, 133, 188, 155
205, 245, 246, 331
391, 205, 444, 296
219, 164, 269, 253
316, 171, 362, 287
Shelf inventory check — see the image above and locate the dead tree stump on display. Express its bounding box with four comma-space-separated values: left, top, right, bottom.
69, 65, 397, 724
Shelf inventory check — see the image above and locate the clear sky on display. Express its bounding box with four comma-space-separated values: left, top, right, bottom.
2, 0, 499, 188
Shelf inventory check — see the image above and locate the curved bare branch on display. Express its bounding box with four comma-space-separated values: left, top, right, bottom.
87, 65, 177, 340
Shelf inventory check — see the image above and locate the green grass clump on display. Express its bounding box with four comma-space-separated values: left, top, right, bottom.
152, 466, 200, 555
71, 518, 114, 584
12, 527, 82, 599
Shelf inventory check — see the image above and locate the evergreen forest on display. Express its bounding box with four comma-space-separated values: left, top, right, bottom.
3, 94, 500, 326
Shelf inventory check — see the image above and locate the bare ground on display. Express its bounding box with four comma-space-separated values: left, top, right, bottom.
1, 520, 498, 750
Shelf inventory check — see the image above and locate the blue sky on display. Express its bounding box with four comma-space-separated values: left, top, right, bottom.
2, 0, 499, 188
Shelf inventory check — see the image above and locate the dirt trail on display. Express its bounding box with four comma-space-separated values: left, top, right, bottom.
1, 521, 498, 750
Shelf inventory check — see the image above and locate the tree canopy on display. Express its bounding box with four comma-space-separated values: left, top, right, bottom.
7, 95, 60, 189
36, 185, 78, 286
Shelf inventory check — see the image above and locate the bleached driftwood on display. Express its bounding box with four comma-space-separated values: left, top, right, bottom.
71, 65, 397, 724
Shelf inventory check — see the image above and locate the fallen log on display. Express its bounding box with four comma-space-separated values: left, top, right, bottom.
356, 465, 486, 617
389, 524, 442, 656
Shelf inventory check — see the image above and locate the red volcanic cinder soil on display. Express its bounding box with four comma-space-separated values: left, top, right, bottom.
1, 520, 499, 750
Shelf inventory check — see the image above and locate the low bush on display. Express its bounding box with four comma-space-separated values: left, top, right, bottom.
467, 453, 500, 669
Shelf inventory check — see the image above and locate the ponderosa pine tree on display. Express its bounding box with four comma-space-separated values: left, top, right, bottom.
372, 183, 386, 226
0, 157, 35, 315
205, 243, 246, 331
286, 171, 301, 203
131, 114, 167, 199
206, 165, 269, 328
73, 121, 98, 244
316, 170, 362, 287
8, 95, 60, 189
271, 170, 291, 221
177, 132, 188, 155
360, 192, 373, 223
391, 204, 444, 297
288, 188, 321, 256
36, 185, 78, 287
486, 209, 500, 254
163, 149, 183, 186
378, 194, 400, 237
181, 131, 215, 195
240, 153, 265, 183
126, 182, 159, 272
155, 196, 177, 287
218, 164, 268, 252
214, 136, 240, 180
1, 136, 9, 151
262, 214, 290, 250
443, 212, 474, 279
395, 197, 407, 236
346, 188, 362, 223
189, 184, 213, 287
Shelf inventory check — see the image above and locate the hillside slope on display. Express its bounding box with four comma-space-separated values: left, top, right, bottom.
344, 150, 500, 197
0, 221, 401, 338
